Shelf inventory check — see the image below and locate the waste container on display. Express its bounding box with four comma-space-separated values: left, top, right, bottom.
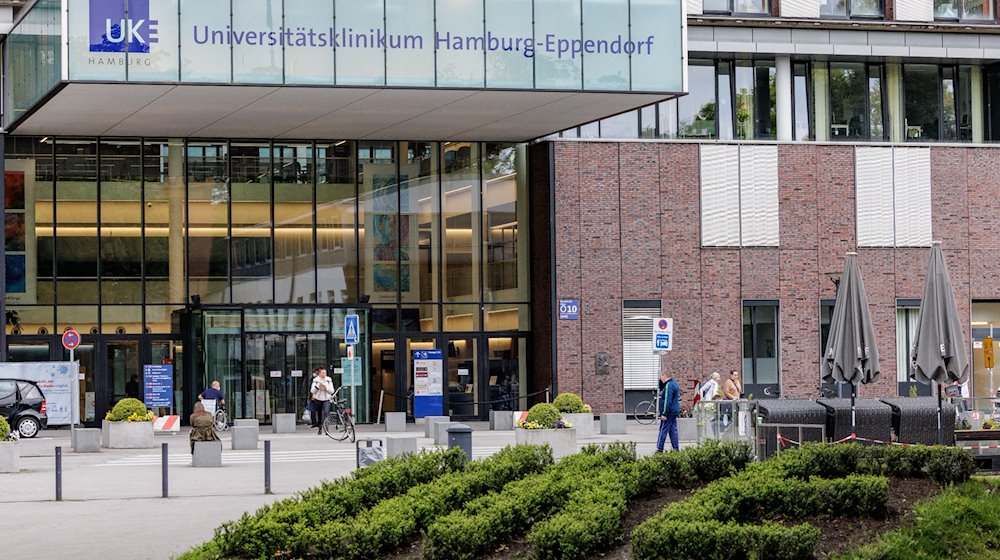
356, 438, 386, 468
816, 398, 892, 444
756, 400, 828, 460
879, 397, 956, 445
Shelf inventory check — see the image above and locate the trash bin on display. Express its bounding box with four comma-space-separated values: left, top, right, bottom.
447, 423, 473, 462
816, 398, 892, 444
756, 400, 828, 460
879, 397, 956, 445
356, 438, 386, 468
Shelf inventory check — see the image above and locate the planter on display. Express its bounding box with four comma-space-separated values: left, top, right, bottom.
101, 419, 155, 449
0, 442, 19, 473
563, 413, 595, 439
515, 427, 577, 459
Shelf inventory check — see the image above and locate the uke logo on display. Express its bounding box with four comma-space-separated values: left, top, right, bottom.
89, 0, 158, 53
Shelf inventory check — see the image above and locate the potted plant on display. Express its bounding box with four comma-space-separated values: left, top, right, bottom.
552, 392, 595, 439
515, 403, 577, 459
101, 398, 155, 449
0, 417, 20, 473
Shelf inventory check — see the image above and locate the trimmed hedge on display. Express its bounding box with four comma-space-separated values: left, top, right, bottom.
299, 443, 553, 559
632, 443, 977, 560
0, 416, 10, 440
180, 447, 469, 559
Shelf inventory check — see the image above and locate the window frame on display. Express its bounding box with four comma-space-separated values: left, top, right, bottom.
933, 0, 995, 22
902, 64, 973, 143
702, 0, 771, 16
826, 62, 887, 142
819, 0, 885, 20
742, 300, 780, 386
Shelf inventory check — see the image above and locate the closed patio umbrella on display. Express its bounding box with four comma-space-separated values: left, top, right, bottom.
822, 253, 880, 436
910, 241, 969, 444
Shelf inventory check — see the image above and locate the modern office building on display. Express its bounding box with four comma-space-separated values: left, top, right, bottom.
3, 0, 1000, 425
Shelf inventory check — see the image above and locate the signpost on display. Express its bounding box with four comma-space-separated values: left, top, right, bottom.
344, 315, 360, 412
143, 364, 174, 410
986, 325, 995, 398
62, 329, 81, 362
652, 318, 673, 353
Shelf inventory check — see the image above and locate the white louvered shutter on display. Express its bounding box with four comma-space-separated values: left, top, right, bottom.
779, 0, 821, 18
893, 148, 931, 247
855, 147, 895, 247
739, 145, 779, 247
623, 305, 662, 390
701, 144, 741, 247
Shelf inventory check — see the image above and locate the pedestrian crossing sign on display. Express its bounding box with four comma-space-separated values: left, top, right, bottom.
345, 314, 360, 345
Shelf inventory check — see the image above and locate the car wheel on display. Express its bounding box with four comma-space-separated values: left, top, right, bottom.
16, 416, 40, 438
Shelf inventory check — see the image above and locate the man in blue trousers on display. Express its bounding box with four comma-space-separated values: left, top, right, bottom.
656, 370, 680, 452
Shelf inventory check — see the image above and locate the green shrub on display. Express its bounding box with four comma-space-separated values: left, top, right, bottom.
529, 477, 628, 560
774, 443, 975, 486
104, 397, 149, 421
0, 416, 10, 440
835, 481, 1000, 560
552, 392, 589, 413
525, 402, 562, 427
633, 519, 820, 560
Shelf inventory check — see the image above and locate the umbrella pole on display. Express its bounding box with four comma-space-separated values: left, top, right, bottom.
851, 383, 857, 436
937, 384, 943, 445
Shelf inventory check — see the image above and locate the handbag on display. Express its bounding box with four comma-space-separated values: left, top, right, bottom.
301, 408, 311, 423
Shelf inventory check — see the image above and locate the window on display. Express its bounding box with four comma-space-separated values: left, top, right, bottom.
734, 61, 776, 140
793, 62, 814, 141
828, 63, 886, 141
896, 302, 931, 396
743, 303, 779, 385
934, 0, 993, 21
623, 302, 662, 391
819, 300, 845, 396
904, 64, 974, 142
703, 0, 769, 15
820, 0, 884, 18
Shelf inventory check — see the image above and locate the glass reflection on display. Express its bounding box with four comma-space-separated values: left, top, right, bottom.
274, 144, 315, 304
55, 139, 99, 305
400, 142, 439, 303
187, 142, 230, 303
359, 142, 398, 304
230, 143, 273, 304
442, 143, 481, 302
317, 141, 358, 303
99, 140, 142, 304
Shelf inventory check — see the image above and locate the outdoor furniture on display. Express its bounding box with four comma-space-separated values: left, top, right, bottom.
423, 416, 450, 438
193, 441, 223, 467
384, 412, 406, 432
231, 425, 259, 450
880, 397, 956, 445
600, 413, 626, 435
756, 399, 828, 460
385, 435, 419, 457
73, 428, 101, 453
816, 398, 892, 444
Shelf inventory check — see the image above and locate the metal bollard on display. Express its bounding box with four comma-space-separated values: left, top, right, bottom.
161, 442, 169, 498
447, 424, 473, 463
264, 440, 272, 495
55, 446, 62, 502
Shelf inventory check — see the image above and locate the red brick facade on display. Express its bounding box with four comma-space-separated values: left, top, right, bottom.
537, 141, 994, 413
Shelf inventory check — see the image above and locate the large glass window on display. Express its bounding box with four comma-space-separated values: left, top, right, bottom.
55, 139, 99, 305
904, 64, 974, 142
827, 63, 886, 141
483, 143, 528, 302
742, 302, 779, 385
820, 0, 884, 17
675, 60, 717, 139
317, 141, 358, 304
143, 140, 186, 307
442, 143, 481, 302
359, 142, 399, 304
187, 142, 229, 303
99, 141, 142, 306
400, 142, 439, 304
793, 62, 813, 141
274, 144, 315, 304
4, 0, 62, 126
934, 0, 993, 20
735, 61, 776, 140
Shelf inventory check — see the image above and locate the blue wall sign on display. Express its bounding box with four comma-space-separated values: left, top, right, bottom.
143, 364, 173, 408
345, 314, 360, 345
559, 299, 580, 320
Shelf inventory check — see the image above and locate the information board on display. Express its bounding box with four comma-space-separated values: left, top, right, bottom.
143, 364, 173, 409
413, 349, 444, 417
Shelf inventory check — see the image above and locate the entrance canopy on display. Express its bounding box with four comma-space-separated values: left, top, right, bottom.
9, 83, 673, 141
3, 0, 685, 141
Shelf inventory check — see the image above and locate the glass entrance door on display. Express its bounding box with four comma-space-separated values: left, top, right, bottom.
245, 333, 328, 423
446, 337, 477, 418
104, 338, 141, 414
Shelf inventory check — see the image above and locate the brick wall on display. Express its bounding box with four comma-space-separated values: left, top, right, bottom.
546, 140, 991, 413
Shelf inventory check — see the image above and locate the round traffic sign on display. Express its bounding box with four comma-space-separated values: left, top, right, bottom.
658, 319, 669, 330
62, 329, 81, 350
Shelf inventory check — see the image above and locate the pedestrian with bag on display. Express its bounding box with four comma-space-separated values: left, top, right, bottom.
310, 367, 335, 435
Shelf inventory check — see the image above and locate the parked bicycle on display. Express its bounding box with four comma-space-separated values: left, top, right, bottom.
633, 386, 694, 424
322, 386, 356, 443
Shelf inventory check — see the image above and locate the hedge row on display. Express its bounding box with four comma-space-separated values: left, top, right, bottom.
423, 442, 640, 560
632, 443, 977, 560
300, 443, 553, 559
179, 447, 469, 559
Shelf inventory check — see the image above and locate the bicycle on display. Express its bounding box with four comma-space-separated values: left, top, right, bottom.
213, 404, 230, 432
633, 387, 695, 425
322, 387, 356, 443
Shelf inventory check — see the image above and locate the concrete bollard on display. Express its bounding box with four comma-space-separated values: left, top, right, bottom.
434, 421, 456, 445
384, 412, 406, 432
234, 419, 260, 428
271, 413, 296, 434
600, 413, 627, 435
72, 428, 102, 453
193, 441, 223, 467
385, 435, 419, 457
231, 425, 259, 450
489, 410, 514, 431
423, 416, 450, 438
447, 424, 473, 462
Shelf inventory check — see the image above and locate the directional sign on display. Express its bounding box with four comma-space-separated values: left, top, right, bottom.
143, 364, 173, 408
61, 329, 81, 350
654, 333, 672, 352
344, 314, 360, 345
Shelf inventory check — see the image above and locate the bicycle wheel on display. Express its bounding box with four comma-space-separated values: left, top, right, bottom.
323, 411, 351, 441
343, 413, 356, 443
213, 410, 229, 431
633, 400, 656, 425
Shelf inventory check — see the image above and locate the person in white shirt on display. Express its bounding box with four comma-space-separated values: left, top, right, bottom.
310, 367, 335, 435
699, 372, 721, 402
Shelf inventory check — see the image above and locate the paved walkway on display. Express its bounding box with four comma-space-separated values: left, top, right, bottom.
0, 420, 666, 560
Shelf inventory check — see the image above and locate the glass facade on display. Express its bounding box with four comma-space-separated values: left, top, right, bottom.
50, 0, 683, 94
3, 138, 531, 424
3, 0, 61, 125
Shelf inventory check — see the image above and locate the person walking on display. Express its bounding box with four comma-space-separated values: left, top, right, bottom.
699, 372, 721, 401
310, 367, 334, 435
656, 371, 681, 452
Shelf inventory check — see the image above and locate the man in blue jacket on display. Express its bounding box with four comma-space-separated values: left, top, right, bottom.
656, 370, 680, 452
